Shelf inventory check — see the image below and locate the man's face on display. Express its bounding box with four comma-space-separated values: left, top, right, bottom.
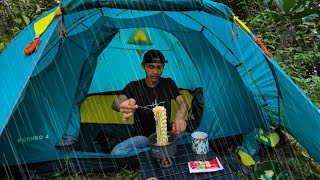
142, 63, 164, 83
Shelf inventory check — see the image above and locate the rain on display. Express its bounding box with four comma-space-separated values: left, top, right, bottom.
0, 0, 319, 179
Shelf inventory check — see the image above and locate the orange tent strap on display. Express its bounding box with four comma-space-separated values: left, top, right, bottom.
253, 36, 273, 58
236, 24, 240, 38
231, 28, 235, 43
24, 37, 41, 55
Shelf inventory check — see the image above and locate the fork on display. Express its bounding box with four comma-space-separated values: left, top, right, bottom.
136, 100, 165, 110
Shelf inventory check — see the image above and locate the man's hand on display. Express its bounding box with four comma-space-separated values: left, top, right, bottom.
119, 98, 138, 121
173, 111, 186, 134
173, 95, 188, 134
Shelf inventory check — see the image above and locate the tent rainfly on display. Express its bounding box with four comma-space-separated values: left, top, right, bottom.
0, 0, 319, 177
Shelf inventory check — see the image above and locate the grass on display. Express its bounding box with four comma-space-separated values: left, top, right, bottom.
15, 130, 320, 180
42, 168, 140, 180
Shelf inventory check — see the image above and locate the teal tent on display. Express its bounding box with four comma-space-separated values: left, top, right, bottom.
0, 0, 319, 177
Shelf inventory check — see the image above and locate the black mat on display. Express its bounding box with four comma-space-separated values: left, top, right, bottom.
138, 144, 239, 180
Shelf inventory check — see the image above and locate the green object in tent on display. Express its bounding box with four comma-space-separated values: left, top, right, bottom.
238, 148, 257, 167
238, 130, 261, 167
256, 128, 280, 147
128, 28, 153, 45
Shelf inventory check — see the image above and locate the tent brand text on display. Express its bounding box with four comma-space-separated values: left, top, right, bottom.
17, 134, 49, 143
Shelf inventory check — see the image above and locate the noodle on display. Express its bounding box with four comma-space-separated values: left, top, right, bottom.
152, 106, 168, 145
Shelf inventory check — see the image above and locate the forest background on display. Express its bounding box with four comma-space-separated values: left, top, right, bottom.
0, 0, 319, 179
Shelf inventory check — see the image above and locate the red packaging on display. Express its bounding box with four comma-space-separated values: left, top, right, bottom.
188, 157, 224, 173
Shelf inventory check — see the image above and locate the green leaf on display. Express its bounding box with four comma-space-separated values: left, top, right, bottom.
11, 27, 21, 36
305, 78, 311, 83
275, 0, 301, 15
14, 18, 22, 24
311, 75, 320, 80
303, 22, 316, 27
283, 0, 298, 14
309, 84, 316, 88
293, 9, 320, 20
249, 16, 259, 24
285, 67, 293, 76
0, 42, 4, 50
12, 6, 21, 15
25, 9, 35, 16
268, 45, 275, 50
36, 4, 44, 14
22, 15, 30, 25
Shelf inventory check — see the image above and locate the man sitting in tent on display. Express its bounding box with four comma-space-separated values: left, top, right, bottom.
111, 49, 189, 154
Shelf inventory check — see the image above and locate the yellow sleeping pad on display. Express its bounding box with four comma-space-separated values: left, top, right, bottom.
170, 90, 193, 122
80, 95, 134, 124
80, 90, 193, 124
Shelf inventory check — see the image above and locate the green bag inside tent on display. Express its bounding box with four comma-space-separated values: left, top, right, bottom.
256, 128, 280, 148
238, 130, 261, 167
238, 128, 281, 167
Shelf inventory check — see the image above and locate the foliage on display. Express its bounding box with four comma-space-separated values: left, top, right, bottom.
228, 130, 320, 180
0, 0, 57, 52
235, 0, 320, 107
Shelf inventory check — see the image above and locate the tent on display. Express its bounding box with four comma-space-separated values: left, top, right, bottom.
0, 0, 319, 177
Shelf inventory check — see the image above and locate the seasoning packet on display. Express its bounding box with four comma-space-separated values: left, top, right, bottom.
188, 157, 224, 173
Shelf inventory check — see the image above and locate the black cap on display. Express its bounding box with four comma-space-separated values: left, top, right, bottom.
142, 50, 168, 64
